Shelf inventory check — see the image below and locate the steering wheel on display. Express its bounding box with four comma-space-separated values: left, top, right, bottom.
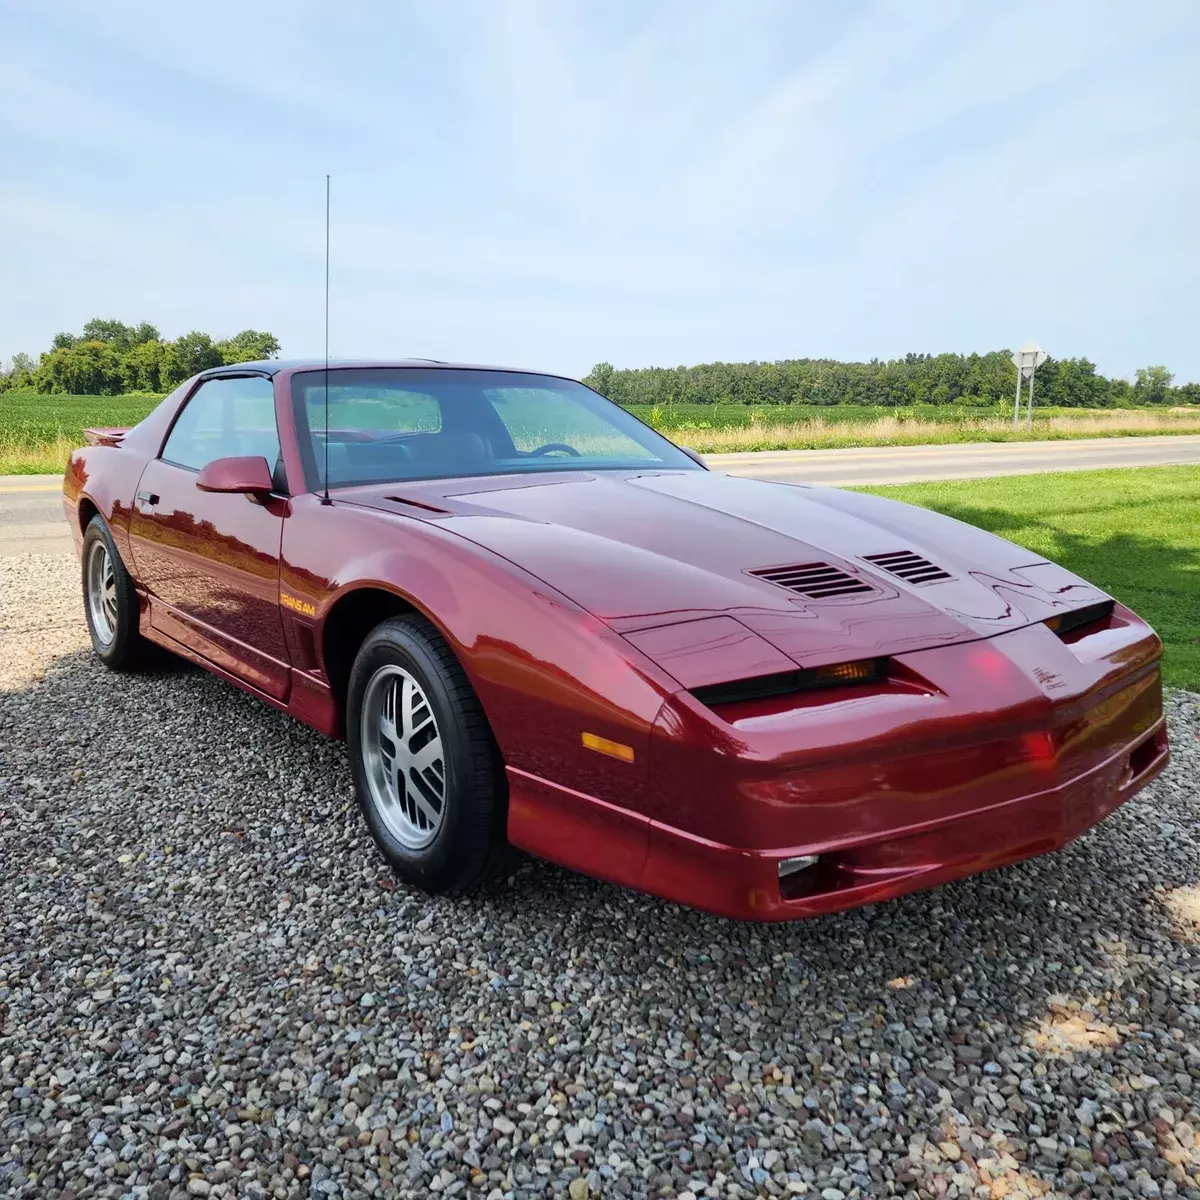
527, 443, 581, 457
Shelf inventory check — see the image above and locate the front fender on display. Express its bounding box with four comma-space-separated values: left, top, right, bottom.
281, 494, 679, 815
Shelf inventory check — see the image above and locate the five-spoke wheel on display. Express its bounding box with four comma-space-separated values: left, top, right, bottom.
86, 538, 119, 646
360, 664, 447, 849
81, 515, 147, 670
347, 614, 507, 893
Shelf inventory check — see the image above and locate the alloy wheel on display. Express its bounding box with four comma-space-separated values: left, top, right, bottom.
87, 539, 118, 646
360, 663, 447, 849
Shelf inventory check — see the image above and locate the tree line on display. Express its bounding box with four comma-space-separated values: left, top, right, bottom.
583, 352, 1196, 409
3, 326, 1195, 408
0, 319, 280, 396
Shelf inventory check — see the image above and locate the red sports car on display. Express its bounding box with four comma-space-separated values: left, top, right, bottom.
63, 360, 1168, 920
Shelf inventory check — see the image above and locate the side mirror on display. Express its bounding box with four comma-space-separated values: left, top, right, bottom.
195, 455, 275, 498
679, 445, 707, 468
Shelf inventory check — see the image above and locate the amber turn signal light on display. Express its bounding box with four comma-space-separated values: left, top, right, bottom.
1044, 600, 1115, 640
811, 660, 876, 684
581, 732, 635, 763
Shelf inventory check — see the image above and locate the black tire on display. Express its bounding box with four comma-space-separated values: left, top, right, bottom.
347, 614, 507, 894
81, 515, 148, 671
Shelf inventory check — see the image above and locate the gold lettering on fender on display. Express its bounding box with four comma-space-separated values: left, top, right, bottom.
280, 592, 317, 618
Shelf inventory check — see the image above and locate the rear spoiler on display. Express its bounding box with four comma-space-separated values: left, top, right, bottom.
83, 427, 129, 447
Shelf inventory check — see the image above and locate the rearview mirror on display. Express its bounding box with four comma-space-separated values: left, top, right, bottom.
195, 455, 275, 498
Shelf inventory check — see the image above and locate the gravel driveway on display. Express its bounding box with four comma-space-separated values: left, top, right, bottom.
2, 551, 1199, 1200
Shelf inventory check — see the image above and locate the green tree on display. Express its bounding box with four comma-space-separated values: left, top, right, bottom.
216, 329, 281, 365
0, 352, 34, 393
66, 318, 161, 356
81, 318, 137, 349
35, 340, 125, 394
51, 331, 78, 350
121, 340, 170, 393
1134, 365, 1174, 405
589, 349, 1192, 411
584, 362, 616, 397
165, 331, 223, 386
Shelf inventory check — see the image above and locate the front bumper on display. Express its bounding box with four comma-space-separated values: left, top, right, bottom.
508, 607, 1167, 921
640, 607, 1167, 920
639, 713, 1167, 920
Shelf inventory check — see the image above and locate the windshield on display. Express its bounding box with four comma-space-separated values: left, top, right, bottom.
290, 367, 700, 489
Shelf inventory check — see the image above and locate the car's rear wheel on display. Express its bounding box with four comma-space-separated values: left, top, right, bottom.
347, 614, 507, 893
82, 515, 147, 670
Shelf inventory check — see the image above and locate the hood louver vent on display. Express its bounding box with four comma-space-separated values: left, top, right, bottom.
863, 550, 952, 585
751, 562, 874, 599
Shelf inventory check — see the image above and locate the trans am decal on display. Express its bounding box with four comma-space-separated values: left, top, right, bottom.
280, 592, 317, 618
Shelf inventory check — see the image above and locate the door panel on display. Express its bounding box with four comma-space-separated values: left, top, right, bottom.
127, 374, 291, 699
129, 458, 290, 697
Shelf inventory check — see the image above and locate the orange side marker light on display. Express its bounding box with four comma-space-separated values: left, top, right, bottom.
581, 732, 635, 763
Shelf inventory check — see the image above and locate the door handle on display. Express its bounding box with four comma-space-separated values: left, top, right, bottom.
136, 490, 160, 506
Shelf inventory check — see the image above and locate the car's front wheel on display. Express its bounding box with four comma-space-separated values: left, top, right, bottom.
82, 515, 148, 670
347, 614, 507, 894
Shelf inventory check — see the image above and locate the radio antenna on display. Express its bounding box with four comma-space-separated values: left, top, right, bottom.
320, 173, 333, 505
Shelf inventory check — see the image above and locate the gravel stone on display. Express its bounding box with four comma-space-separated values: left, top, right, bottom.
2, 550, 1200, 1199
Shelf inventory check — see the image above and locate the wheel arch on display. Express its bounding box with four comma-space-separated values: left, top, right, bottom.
78, 495, 100, 534
320, 583, 468, 737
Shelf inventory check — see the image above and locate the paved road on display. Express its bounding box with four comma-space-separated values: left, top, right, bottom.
4, 434, 1200, 556
709, 432, 1200, 486
0, 476, 71, 556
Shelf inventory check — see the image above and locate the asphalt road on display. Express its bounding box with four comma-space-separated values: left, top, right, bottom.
709, 432, 1200, 486
0, 476, 71, 556
4, 434, 1200, 556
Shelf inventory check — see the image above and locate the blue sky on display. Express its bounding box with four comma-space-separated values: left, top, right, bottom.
2, 0, 1198, 381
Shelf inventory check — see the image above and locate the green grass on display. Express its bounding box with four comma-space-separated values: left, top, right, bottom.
863, 467, 1200, 690
624, 401, 1198, 431
0, 391, 162, 441
624, 403, 1200, 453
626, 402, 1015, 428
0, 392, 162, 474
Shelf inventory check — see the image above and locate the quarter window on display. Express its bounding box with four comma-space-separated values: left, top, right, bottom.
162, 376, 281, 474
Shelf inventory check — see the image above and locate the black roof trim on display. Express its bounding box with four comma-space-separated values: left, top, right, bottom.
198, 359, 580, 382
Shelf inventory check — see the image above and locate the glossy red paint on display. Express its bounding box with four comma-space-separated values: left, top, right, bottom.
63, 361, 1169, 921
128, 458, 290, 699
196, 454, 276, 495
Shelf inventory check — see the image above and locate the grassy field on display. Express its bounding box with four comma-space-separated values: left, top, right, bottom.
628, 402, 1200, 452
628, 402, 1095, 427
0, 392, 161, 474
866, 467, 1200, 690
3, 391, 1200, 473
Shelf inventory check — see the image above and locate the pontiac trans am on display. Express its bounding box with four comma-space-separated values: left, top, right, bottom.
63, 360, 1169, 920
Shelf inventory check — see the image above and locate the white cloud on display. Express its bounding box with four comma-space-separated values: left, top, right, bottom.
1, 0, 1197, 379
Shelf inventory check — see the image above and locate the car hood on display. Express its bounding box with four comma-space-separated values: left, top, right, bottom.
340, 470, 1107, 672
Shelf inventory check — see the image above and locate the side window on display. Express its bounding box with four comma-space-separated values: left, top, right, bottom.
162, 377, 280, 475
